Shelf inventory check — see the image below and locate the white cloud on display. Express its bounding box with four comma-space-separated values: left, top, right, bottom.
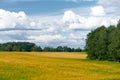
62, 10, 80, 23
62, 10, 87, 29
1, 8, 116, 32
62, 10, 87, 25
90, 6, 106, 16
0, 9, 27, 29
28, 34, 64, 42
30, 22, 36, 27
97, 0, 120, 17
62, 10, 118, 30
0, 7, 119, 48
0, 39, 4, 43
98, 0, 120, 7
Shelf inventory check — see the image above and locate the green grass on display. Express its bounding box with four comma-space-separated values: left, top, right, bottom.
0, 52, 120, 80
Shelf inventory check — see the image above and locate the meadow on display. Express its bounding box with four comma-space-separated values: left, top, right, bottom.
0, 52, 120, 80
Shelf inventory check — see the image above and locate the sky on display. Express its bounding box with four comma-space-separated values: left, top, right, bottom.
0, 0, 120, 48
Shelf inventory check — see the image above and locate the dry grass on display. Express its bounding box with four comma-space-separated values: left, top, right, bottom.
0, 52, 120, 80
28, 52, 87, 59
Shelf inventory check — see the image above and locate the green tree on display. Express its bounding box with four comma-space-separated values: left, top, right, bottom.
0, 42, 42, 52
107, 25, 116, 61
56, 46, 63, 52
75, 47, 82, 52
86, 26, 108, 60
86, 20, 120, 62
43, 47, 54, 52
32, 46, 42, 52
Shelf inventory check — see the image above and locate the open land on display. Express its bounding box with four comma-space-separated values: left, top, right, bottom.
0, 52, 120, 80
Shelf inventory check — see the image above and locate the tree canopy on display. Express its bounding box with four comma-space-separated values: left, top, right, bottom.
0, 42, 82, 52
0, 42, 40, 52
86, 20, 120, 62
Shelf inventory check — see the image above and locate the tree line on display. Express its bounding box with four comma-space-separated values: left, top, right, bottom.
86, 20, 120, 62
0, 42, 82, 52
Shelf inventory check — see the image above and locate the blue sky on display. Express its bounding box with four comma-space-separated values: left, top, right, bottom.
0, 0, 119, 48
0, 0, 96, 15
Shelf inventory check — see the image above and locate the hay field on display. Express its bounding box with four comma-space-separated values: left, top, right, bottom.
0, 52, 120, 80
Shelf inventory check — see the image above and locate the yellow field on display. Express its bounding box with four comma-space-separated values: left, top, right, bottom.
0, 52, 120, 80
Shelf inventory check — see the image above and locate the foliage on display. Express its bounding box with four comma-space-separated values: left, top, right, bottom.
0, 42, 40, 52
43, 46, 82, 52
0, 42, 82, 52
86, 20, 120, 62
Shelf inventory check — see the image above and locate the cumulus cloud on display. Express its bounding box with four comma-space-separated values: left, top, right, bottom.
28, 34, 64, 42
0, 30, 28, 41
62, 10, 118, 30
0, 7, 119, 48
62, 10, 87, 29
0, 39, 4, 43
98, 0, 120, 7
62, 10, 82, 24
98, 0, 120, 16
30, 22, 36, 27
1, 8, 116, 31
0, 9, 27, 29
90, 6, 106, 16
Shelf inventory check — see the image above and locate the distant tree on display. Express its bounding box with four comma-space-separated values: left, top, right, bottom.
117, 19, 120, 28
0, 42, 42, 52
32, 46, 42, 52
71, 48, 75, 52
62, 46, 72, 52
0, 42, 82, 52
43, 47, 54, 52
56, 46, 63, 52
38, 46, 43, 52
5, 45, 13, 51
75, 47, 82, 52
3, 42, 14, 51
63, 46, 68, 52
12, 46, 20, 51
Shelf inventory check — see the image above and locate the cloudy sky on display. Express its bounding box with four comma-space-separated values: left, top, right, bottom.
0, 0, 120, 48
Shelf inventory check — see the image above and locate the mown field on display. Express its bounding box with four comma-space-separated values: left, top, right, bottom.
0, 52, 120, 80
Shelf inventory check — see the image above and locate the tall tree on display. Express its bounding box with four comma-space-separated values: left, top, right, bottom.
86, 26, 108, 60
86, 20, 120, 62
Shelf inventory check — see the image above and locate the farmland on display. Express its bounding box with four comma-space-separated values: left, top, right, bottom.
0, 52, 120, 80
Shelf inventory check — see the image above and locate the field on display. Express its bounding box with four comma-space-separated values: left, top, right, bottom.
0, 52, 120, 80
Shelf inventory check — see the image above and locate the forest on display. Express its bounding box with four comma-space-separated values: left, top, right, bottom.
86, 20, 120, 62
0, 42, 82, 52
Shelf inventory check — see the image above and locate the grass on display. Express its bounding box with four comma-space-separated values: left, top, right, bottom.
0, 52, 120, 80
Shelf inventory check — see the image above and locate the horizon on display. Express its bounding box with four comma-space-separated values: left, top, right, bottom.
0, 0, 120, 48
